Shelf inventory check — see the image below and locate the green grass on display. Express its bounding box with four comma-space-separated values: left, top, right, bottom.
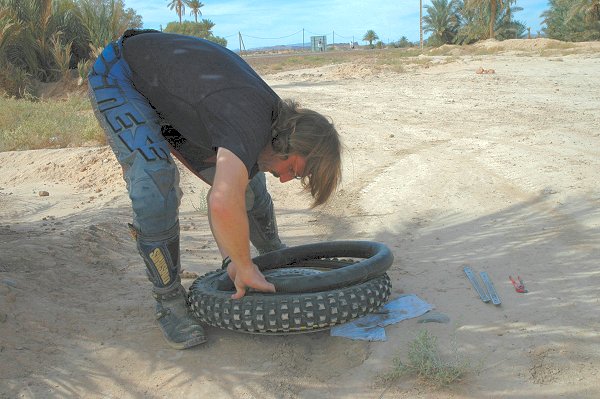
379, 330, 474, 389
0, 93, 105, 152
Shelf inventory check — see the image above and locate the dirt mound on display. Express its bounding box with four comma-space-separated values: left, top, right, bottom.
269, 62, 381, 82
425, 38, 600, 57
330, 63, 378, 79
0, 146, 122, 193
473, 37, 600, 53
431, 43, 464, 56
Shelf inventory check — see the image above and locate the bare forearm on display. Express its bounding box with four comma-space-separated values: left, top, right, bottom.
208, 147, 276, 298
208, 193, 252, 269
209, 147, 254, 271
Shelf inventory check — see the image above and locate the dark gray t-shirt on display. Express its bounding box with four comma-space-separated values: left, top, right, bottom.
122, 31, 279, 176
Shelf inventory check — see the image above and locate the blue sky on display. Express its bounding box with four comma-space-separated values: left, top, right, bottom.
123, 0, 550, 50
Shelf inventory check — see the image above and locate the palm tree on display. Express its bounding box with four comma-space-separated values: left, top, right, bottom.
542, 0, 600, 40
568, 0, 600, 23
397, 36, 411, 47
362, 29, 379, 46
420, 0, 423, 49
0, 0, 65, 81
167, 0, 186, 24
76, 0, 140, 49
423, 0, 460, 45
495, 4, 526, 39
542, 0, 580, 40
1, 0, 140, 80
466, 0, 514, 39
0, 7, 20, 67
188, 0, 204, 23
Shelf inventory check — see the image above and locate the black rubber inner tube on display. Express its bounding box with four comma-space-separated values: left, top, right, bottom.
217, 240, 394, 293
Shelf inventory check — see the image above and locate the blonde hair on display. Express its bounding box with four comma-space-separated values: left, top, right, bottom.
271, 99, 342, 207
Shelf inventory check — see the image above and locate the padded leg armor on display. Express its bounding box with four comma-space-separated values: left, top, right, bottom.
130, 222, 206, 349
88, 38, 205, 349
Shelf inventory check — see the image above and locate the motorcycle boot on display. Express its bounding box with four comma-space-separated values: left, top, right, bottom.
130, 222, 206, 349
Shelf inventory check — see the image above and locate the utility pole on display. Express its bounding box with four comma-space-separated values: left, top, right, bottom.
333, 31, 335, 49
238, 32, 246, 56
302, 28, 305, 51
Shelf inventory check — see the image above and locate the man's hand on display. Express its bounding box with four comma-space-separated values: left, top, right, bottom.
226, 261, 276, 299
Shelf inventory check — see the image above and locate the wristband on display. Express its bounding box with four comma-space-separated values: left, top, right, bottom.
221, 256, 232, 270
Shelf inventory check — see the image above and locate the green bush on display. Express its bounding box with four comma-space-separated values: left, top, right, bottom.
164, 21, 228, 47
0, 94, 105, 152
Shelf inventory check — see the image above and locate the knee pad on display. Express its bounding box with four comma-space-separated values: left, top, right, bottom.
127, 158, 182, 234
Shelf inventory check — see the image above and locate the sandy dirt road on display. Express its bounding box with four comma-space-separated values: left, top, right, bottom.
1, 40, 600, 398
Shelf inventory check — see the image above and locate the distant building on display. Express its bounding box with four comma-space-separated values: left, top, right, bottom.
311, 35, 327, 52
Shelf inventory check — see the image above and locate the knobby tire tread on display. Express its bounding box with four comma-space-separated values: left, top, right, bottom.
189, 271, 392, 334
188, 241, 394, 334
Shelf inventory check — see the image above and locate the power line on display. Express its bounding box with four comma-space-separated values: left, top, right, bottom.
222, 28, 371, 43
241, 29, 303, 40
304, 29, 328, 36
334, 32, 352, 40
221, 27, 402, 50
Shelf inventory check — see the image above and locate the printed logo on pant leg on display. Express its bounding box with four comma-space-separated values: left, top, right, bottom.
149, 248, 171, 285
102, 104, 169, 161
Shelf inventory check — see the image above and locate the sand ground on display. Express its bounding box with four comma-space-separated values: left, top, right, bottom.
1, 39, 599, 398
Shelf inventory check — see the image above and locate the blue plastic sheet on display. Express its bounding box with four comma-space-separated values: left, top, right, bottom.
330, 294, 434, 341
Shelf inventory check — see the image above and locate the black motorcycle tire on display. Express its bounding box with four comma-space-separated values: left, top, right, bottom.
188, 241, 394, 334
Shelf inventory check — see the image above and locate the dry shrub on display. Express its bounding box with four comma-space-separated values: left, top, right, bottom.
379, 330, 474, 389
0, 64, 35, 98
